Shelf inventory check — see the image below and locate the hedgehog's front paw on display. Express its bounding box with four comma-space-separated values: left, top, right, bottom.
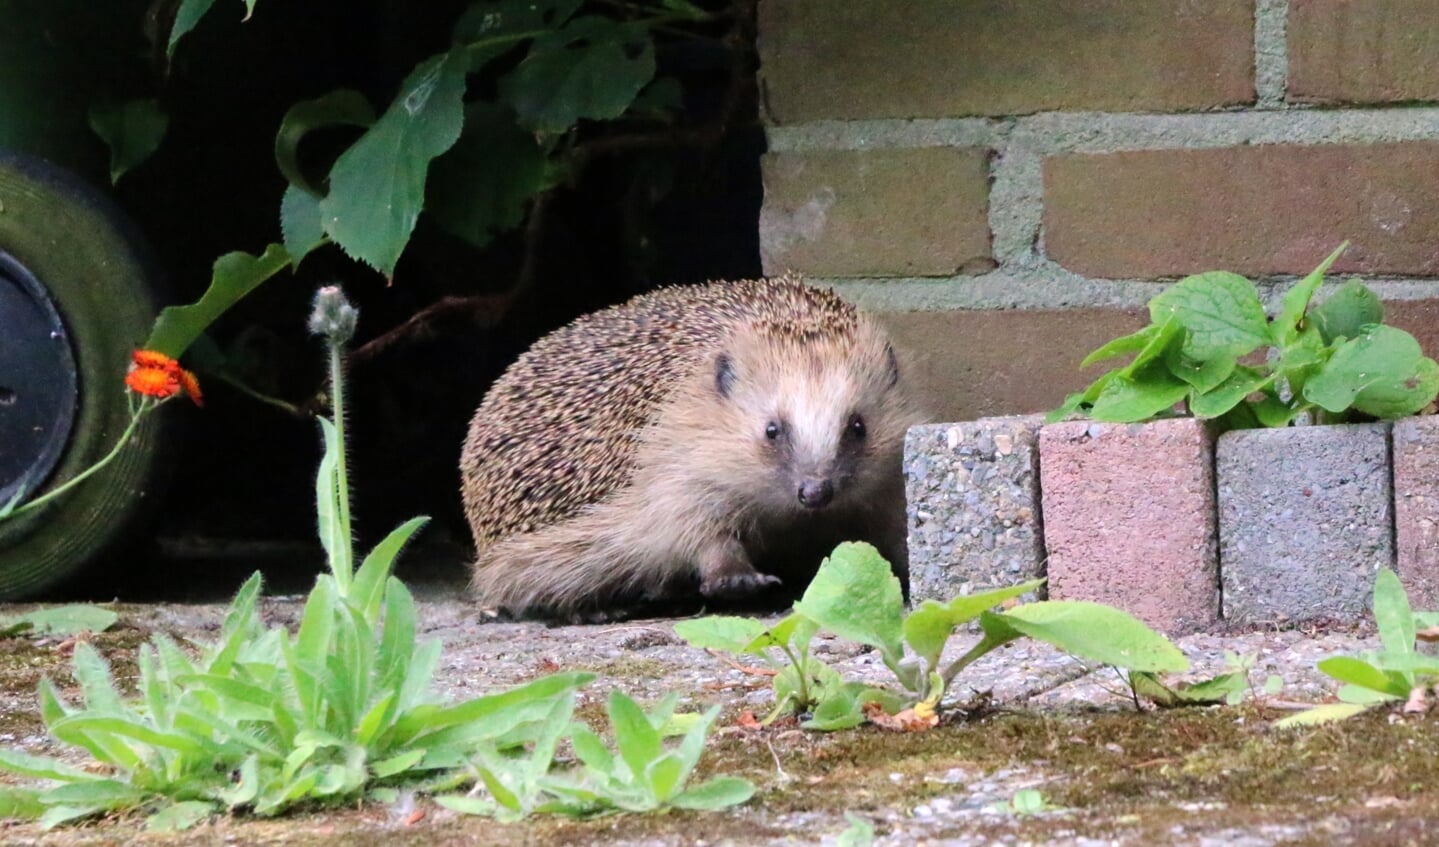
700, 571, 782, 600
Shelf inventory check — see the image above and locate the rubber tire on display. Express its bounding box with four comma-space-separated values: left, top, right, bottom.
0, 151, 170, 600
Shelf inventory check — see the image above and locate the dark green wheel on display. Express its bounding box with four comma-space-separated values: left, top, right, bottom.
0, 151, 170, 599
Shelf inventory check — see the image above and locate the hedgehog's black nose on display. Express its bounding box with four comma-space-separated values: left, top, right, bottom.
797, 479, 834, 509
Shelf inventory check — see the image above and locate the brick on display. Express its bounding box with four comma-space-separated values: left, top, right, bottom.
758, 0, 1254, 123
760, 148, 992, 278
1044, 143, 1439, 279
1290, 0, 1439, 104
876, 308, 1148, 424
904, 418, 1045, 604
1393, 417, 1439, 609
1218, 424, 1393, 625
1038, 419, 1219, 633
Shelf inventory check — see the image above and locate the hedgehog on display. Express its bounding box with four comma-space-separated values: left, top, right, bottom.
459, 275, 927, 620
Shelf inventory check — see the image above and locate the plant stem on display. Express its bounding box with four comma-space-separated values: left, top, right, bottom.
776, 642, 809, 711
5, 396, 157, 521
329, 340, 354, 582
939, 634, 1010, 691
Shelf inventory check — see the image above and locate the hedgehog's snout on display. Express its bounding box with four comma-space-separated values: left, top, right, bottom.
797, 478, 835, 509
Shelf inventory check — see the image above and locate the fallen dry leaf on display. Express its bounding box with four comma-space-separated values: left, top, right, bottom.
864, 702, 939, 732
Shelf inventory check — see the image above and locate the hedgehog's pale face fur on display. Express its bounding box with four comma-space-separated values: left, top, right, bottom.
664, 311, 917, 523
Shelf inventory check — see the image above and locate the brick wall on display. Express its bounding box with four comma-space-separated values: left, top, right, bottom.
757, 0, 1439, 423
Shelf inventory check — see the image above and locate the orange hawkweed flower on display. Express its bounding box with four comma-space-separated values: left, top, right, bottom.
126, 349, 202, 406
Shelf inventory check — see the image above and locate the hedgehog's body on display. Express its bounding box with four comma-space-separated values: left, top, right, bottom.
460, 276, 926, 619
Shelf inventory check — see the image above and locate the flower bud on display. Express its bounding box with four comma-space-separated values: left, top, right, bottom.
308, 285, 359, 344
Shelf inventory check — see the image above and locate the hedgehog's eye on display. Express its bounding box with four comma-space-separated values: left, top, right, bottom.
848, 414, 867, 440
764, 421, 782, 441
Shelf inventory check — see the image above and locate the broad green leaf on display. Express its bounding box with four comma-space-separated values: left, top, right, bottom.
608, 690, 661, 784
88, 98, 168, 184
274, 89, 376, 196
1078, 323, 1160, 368
167, 0, 216, 56
1316, 656, 1409, 697
39, 803, 107, 830
146, 244, 291, 357
0, 788, 44, 820
793, 542, 905, 664
371, 749, 425, 779
500, 18, 657, 134
1131, 671, 1246, 707
999, 601, 1189, 673
569, 724, 614, 773
802, 683, 900, 732
647, 753, 685, 802
1304, 325, 1439, 418
280, 186, 326, 266
1251, 394, 1299, 428
428, 103, 555, 250
902, 579, 1045, 670
0, 605, 117, 637
1373, 569, 1416, 660
1188, 366, 1272, 419
1046, 371, 1118, 423
1274, 243, 1348, 346
394, 672, 593, 743
1164, 347, 1236, 394
1119, 316, 1182, 378
376, 579, 419, 696
1087, 370, 1190, 422
742, 612, 818, 655
775, 655, 844, 714
672, 616, 768, 653
146, 800, 216, 832
670, 777, 755, 810
1310, 279, 1384, 345
320, 50, 467, 276
1273, 702, 1373, 728
1149, 271, 1268, 361
215, 755, 260, 807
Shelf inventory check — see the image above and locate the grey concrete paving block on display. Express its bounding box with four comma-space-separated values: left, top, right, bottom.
1038, 418, 1219, 633
1218, 424, 1393, 625
1392, 416, 1439, 609
904, 416, 1045, 603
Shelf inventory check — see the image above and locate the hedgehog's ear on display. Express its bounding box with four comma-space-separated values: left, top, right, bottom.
885, 344, 901, 388
715, 353, 737, 398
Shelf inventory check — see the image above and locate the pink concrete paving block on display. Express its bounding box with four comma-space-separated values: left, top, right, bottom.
1038, 419, 1219, 633
1393, 416, 1439, 610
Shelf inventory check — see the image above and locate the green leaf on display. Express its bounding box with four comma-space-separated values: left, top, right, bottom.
314, 419, 351, 589
1087, 370, 1190, 423
902, 579, 1045, 671
742, 613, 818, 656
320, 50, 467, 276
0, 788, 44, 820
428, 103, 554, 250
1188, 366, 1272, 419
1164, 348, 1237, 394
0, 748, 102, 782
394, 671, 593, 743
670, 777, 755, 811
569, 724, 614, 774
88, 98, 168, 184
672, 616, 768, 654
1149, 271, 1269, 361
793, 542, 905, 665
1251, 394, 1299, 428
435, 794, 495, 816
837, 812, 876, 847
1078, 324, 1161, 369
1316, 656, 1410, 698
145, 244, 291, 357
1310, 279, 1384, 345
168, 0, 217, 56
1273, 702, 1374, 729
274, 89, 376, 196
353, 517, 430, 623
998, 601, 1189, 672
1373, 569, 1416, 660
802, 682, 900, 731
370, 749, 425, 779
607, 690, 662, 784
1130, 671, 1246, 707
1119, 316, 1182, 378
0, 605, 117, 637
39, 803, 108, 830
500, 18, 657, 134
146, 800, 216, 832
1274, 243, 1348, 346
280, 186, 326, 267
1304, 325, 1439, 418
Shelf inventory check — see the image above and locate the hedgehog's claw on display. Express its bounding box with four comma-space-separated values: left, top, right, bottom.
700, 571, 782, 600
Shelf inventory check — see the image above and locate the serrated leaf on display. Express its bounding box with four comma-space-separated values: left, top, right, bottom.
274, 89, 376, 196
320, 50, 467, 275
793, 542, 905, 665
1310, 279, 1384, 345
146, 800, 216, 832
88, 98, 168, 185
999, 601, 1189, 673
145, 244, 291, 357
500, 18, 657, 133
0, 605, 117, 637
1304, 325, 1439, 418
428, 103, 554, 250
1150, 271, 1269, 361
1274, 242, 1348, 346
280, 186, 326, 266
